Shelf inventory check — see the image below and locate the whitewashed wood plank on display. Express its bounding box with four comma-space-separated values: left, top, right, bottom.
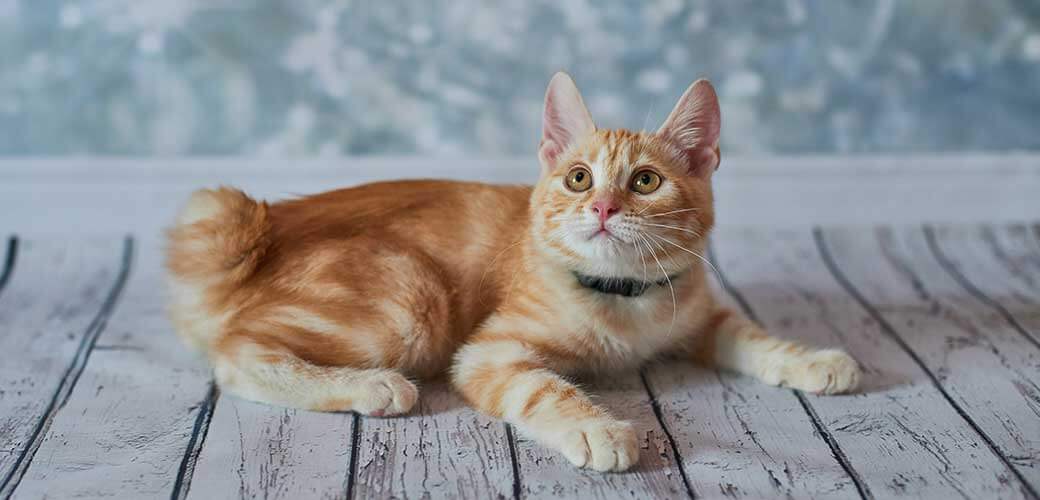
0, 238, 128, 497
9, 238, 214, 499
0, 237, 14, 295
354, 381, 515, 499
822, 226, 1040, 495
644, 269, 857, 499
3, 155, 1039, 237
715, 227, 1031, 498
187, 396, 354, 500
4, 154, 1039, 181
926, 224, 1040, 344
648, 367, 858, 499
512, 373, 688, 500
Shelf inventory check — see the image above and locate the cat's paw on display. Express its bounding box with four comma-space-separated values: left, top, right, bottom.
357, 372, 419, 416
787, 349, 861, 395
319, 371, 418, 416
558, 419, 639, 472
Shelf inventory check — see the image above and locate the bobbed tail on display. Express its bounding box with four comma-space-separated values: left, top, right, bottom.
166, 187, 271, 286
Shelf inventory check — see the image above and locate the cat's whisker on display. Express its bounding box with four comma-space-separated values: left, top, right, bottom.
643, 231, 674, 265
647, 232, 723, 284
631, 235, 649, 284
638, 233, 677, 335
477, 238, 525, 302
642, 222, 702, 239
644, 207, 701, 218
641, 100, 656, 133
504, 257, 531, 304
636, 198, 659, 216
646, 234, 687, 289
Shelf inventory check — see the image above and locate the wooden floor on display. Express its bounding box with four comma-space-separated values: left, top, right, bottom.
0, 224, 1038, 499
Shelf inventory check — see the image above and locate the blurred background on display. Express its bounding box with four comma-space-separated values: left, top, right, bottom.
2, 0, 1039, 157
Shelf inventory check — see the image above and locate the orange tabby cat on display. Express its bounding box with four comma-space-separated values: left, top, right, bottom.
166, 73, 860, 472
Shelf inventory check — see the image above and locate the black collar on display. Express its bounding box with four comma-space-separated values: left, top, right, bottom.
573, 271, 680, 298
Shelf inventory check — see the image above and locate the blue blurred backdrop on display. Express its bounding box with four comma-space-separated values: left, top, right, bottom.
2, 0, 1039, 155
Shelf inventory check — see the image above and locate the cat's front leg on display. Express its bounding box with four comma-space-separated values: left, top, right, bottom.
451, 337, 639, 472
691, 307, 861, 394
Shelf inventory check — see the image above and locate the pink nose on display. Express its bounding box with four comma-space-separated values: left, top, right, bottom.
591, 199, 620, 223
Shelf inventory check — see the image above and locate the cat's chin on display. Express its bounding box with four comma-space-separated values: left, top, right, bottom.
542, 232, 685, 280
562, 243, 675, 282
572, 234, 631, 259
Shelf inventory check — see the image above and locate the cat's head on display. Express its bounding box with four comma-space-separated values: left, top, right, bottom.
530, 72, 721, 281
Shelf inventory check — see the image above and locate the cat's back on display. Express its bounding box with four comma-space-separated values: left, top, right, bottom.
268, 179, 532, 245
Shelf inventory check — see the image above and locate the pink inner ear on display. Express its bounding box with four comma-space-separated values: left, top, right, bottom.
658, 80, 721, 177
538, 139, 563, 168
539, 73, 594, 169
685, 145, 720, 177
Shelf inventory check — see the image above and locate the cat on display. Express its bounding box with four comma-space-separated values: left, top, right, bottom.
166, 72, 860, 472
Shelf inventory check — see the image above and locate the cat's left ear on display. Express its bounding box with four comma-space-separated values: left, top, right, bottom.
539, 72, 595, 174
658, 79, 721, 177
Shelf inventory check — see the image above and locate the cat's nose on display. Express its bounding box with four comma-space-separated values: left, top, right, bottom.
591, 199, 621, 223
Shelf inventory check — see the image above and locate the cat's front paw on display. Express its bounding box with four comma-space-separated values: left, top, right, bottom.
558, 419, 639, 472
788, 349, 861, 395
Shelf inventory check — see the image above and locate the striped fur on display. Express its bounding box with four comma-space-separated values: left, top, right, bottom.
165, 73, 859, 472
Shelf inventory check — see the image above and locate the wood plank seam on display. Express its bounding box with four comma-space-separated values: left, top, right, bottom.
504, 424, 522, 500
923, 224, 1040, 350
706, 240, 872, 500
0, 236, 134, 500
0, 237, 16, 298
170, 382, 220, 500
637, 370, 696, 499
344, 413, 361, 500
813, 227, 1040, 500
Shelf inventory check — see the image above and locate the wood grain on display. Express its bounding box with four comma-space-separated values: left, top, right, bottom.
0, 237, 15, 296
0, 238, 129, 497
714, 227, 1031, 498
9, 238, 215, 499
642, 254, 859, 500
645, 361, 861, 499
353, 381, 515, 500
821, 226, 1040, 496
187, 396, 354, 500
2, 223, 1039, 498
511, 372, 688, 500
926, 224, 1040, 345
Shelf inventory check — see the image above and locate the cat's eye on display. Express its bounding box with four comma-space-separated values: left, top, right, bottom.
565, 166, 593, 192
630, 169, 662, 194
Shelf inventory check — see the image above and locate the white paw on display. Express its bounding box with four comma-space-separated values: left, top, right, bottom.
788, 349, 861, 395
348, 372, 419, 416
558, 419, 639, 472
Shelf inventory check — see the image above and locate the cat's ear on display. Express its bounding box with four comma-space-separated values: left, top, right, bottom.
658, 79, 721, 177
539, 72, 595, 173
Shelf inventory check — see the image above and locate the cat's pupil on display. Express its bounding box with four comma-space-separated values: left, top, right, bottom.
575, 172, 585, 182
640, 174, 650, 184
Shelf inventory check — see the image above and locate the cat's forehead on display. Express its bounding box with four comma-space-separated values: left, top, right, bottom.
573, 129, 671, 178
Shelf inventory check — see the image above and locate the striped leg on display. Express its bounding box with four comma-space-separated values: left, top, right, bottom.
695, 308, 861, 394
451, 338, 639, 472
213, 342, 419, 416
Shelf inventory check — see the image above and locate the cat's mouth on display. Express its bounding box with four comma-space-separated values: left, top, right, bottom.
589, 228, 618, 241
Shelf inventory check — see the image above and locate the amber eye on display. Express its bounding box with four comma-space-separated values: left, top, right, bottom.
631, 169, 662, 194
565, 166, 593, 192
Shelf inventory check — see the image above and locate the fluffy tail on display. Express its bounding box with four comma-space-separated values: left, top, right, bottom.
166, 187, 271, 351
166, 187, 271, 285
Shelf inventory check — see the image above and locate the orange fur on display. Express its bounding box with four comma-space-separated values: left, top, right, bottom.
166, 73, 859, 472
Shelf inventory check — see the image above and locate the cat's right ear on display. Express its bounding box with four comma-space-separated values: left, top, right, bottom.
538, 72, 595, 174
